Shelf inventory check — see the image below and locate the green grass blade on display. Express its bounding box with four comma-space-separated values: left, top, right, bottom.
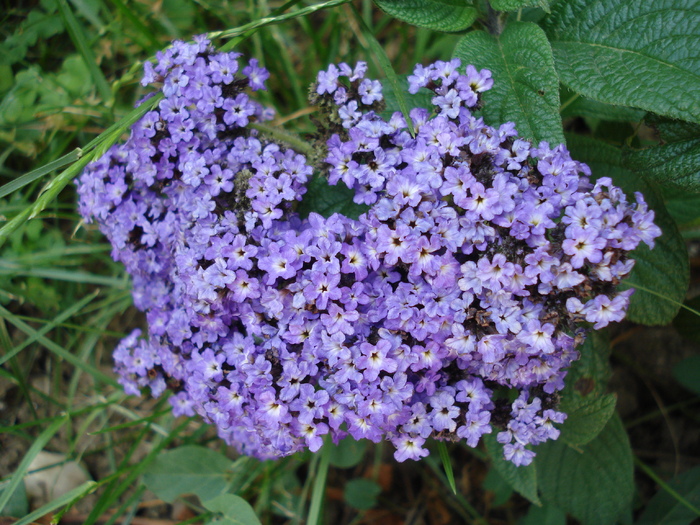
56, 0, 112, 104
0, 93, 163, 250
213, 0, 352, 49
0, 149, 81, 200
0, 265, 128, 288
13, 481, 97, 525
437, 441, 457, 494
107, 0, 161, 51
307, 439, 331, 525
0, 304, 119, 387
0, 291, 98, 367
634, 456, 700, 517
0, 415, 69, 513
348, 4, 415, 137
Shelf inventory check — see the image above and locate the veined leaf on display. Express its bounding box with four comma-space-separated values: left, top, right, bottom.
624, 118, 700, 192
566, 134, 689, 325
491, 0, 550, 12
544, 0, 700, 124
454, 22, 564, 145
142, 446, 233, 504
374, 0, 477, 32
536, 414, 634, 525
484, 434, 541, 505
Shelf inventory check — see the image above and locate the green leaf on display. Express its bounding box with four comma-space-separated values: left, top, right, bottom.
672, 355, 700, 396
519, 504, 567, 525
373, 0, 478, 32
560, 88, 645, 122
491, 0, 550, 12
673, 297, 700, 345
637, 466, 700, 525
536, 414, 634, 525
662, 187, 700, 226
557, 332, 615, 448
482, 468, 514, 506
328, 436, 367, 469
566, 134, 690, 325
204, 493, 261, 525
297, 174, 369, 220
483, 433, 541, 505
142, 446, 232, 504
380, 75, 435, 120
559, 393, 617, 447
624, 120, 700, 192
56, 0, 112, 103
563, 331, 612, 401
454, 22, 564, 145
344, 479, 381, 510
544, 0, 700, 124
437, 441, 456, 494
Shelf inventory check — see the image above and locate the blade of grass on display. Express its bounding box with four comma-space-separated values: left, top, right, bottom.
0, 95, 162, 249
5, 244, 111, 264
0, 149, 81, 200
437, 441, 457, 494
424, 455, 489, 525
213, 0, 352, 49
89, 408, 172, 435
56, 0, 112, 104
347, 4, 415, 137
0, 265, 128, 288
634, 456, 700, 517
0, 318, 38, 420
0, 303, 119, 387
294, 453, 319, 525
0, 415, 69, 513
83, 419, 192, 525
0, 290, 98, 367
12, 480, 97, 525
106, 0, 161, 51
307, 439, 331, 525
0, 396, 121, 435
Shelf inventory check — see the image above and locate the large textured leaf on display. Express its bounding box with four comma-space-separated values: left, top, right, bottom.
558, 332, 615, 447
662, 186, 700, 226
536, 414, 634, 525
373, 0, 477, 32
637, 466, 700, 525
560, 88, 645, 122
544, 0, 700, 124
454, 22, 564, 145
142, 446, 232, 503
491, 0, 550, 12
559, 393, 616, 448
483, 434, 541, 505
297, 174, 369, 220
566, 134, 689, 325
624, 119, 700, 192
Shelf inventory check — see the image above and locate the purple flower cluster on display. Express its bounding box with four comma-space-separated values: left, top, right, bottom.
76, 40, 661, 467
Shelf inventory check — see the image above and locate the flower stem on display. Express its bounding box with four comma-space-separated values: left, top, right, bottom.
250, 121, 315, 156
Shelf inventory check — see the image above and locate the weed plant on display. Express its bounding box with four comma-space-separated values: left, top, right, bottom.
1, 1, 700, 524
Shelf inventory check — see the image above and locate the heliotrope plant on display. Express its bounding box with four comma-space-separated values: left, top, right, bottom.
76, 37, 660, 466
